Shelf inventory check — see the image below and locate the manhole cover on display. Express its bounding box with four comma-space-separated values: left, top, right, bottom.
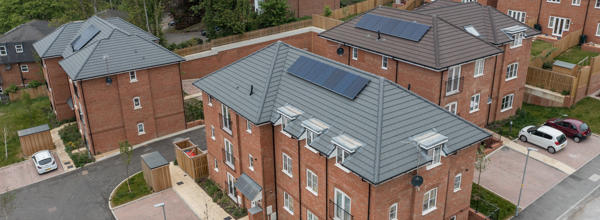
589, 174, 600, 182
177, 181, 184, 185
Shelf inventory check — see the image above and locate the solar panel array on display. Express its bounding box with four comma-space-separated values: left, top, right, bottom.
355, 14, 431, 42
71, 25, 100, 51
287, 56, 370, 100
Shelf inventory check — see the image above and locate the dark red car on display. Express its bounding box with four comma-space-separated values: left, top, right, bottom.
544, 118, 591, 143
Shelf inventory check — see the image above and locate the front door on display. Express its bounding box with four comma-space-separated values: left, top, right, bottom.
227, 173, 236, 200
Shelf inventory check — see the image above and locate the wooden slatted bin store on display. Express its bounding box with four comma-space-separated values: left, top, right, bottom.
140, 151, 171, 192
18, 124, 55, 156
173, 138, 207, 181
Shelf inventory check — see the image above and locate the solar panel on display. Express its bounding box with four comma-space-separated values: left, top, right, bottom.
355, 14, 430, 42
71, 25, 100, 51
287, 56, 370, 100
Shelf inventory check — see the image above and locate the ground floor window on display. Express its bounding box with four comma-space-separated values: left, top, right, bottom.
284, 191, 294, 214
501, 94, 514, 112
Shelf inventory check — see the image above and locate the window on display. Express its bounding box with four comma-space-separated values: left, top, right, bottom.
596, 0, 600, 8
428, 145, 442, 167
381, 56, 388, 69
0, 86, 2, 94
133, 97, 141, 109
501, 94, 514, 111
221, 104, 231, 132
284, 191, 294, 214
307, 210, 318, 220
446, 65, 461, 95
254, 0, 264, 12
281, 115, 289, 133
20, 64, 29, 72
14, 44, 23, 53
137, 123, 145, 135
572, 0, 581, 5
0, 45, 6, 56
507, 10, 526, 23
306, 169, 318, 195
246, 120, 252, 133
549, 16, 571, 36
306, 130, 315, 146
389, 203, 398, 220
450, 216, 457, 220
511, 32, 524, 48
352, 47, 358, 60
282, 153, 292, 177
470, 93, 480, 113
336, 145, 350, 164
211, 125, 215, 140
227, 173, 237, 199
224, 139, 234, 168
596, 23, 600, 36
462, 0, 477, 2
249, 154, 254, 171
129, 71, 137, 82
208, 95, 213, 106
474, 59, 484, 77
422, 188, 438, 214
214, 158, 219, 171
506, 63, 519, 80
454, 173, 462, 192
547, 0, 560, 3
445, 102, 457, 115
334, 188, 351, 220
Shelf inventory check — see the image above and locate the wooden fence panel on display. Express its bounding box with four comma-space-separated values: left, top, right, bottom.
19, 131, 54, 156
591, 56, 600, 74
527, 67, 575, 93
552, 29, 582, 55
312, 15, 344, 30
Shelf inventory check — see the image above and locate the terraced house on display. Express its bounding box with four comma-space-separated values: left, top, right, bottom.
0, 20, 54, 93
316, 4, 539, 126
194, 42, 490, 220
34, 16, 185, 154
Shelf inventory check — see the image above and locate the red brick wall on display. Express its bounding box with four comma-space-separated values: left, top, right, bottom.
42, 57, 75, 121
583, 3, 600, 44
496, 0, 542, 25
0, 62, 44, 88
539, 0, 589, 37
492, 39, 532, 121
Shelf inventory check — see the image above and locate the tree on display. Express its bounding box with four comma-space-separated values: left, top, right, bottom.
0, 188, 15, 220
192, 0, 255, 38
257, 0, 294, 28
473, 143, 490, 211
119, 141, 133, 193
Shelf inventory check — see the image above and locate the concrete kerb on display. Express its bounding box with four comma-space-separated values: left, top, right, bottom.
108, 171, 143, 220
556, 175, 600, 220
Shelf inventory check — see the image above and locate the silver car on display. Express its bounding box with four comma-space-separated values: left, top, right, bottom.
32, 150, 58, 174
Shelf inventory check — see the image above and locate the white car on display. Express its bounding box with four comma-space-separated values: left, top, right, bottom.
519, 125, 568, 154
32, 150, 58, 174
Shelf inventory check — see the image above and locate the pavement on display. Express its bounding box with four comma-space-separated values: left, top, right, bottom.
50, 123, 76, 172
112, 188, 200, 220
182, 79, 202, 96
0, 126, 205, 220
0, 151, 65, 192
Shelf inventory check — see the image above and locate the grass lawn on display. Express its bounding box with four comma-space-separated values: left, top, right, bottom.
0, 96, 58, 168
554, 46, 599, 65
111, 172, 152, 207
471, 184, 515, 220
487, 97, 600, 139
530, 40, 553, 57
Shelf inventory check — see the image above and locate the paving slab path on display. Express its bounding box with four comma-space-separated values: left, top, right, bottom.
113, 188, 200, 220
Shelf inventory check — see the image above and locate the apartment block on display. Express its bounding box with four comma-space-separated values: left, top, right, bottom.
34, 16, 185, 154
194, 42, 490, 220
0, 20, 54, 94
317, 4, 538, 126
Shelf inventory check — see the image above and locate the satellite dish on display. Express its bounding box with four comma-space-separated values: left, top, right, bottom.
336, 47, 344, 56
411, 175, 423, 187
105, 77, 113, 85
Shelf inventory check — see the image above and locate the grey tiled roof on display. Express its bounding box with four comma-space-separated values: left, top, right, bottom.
33, 22, 83, 58
194, 42, 490, 185
141, 151, 169, 169
0, 20, 56, 64
319, 7, 503, 71
235, 173, 262, 201
17, 124, 50, 137
416, 0, 540, 45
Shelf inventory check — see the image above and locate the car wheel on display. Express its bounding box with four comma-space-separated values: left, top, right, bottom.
574, 136, 581, 143
548, 146, 556, 154
520, 135, 527, 142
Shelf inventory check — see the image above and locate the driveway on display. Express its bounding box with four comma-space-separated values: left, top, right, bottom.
517, 135, 600, 170
0, 151, 65, 192
113, 188, 200, 220
0, 127, 205, 220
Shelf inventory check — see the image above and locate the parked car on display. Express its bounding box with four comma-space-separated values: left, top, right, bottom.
544, 118, 591, 143
32, 150, 58, 174
519, 125, 568, 154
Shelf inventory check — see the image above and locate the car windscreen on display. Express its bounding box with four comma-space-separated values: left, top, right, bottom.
528, 126, 538, 132
580, 123, 589, 131
557, 134, 567, 144
38, 158, 52, 165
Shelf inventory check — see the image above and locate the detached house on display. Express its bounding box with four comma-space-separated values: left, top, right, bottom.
34, 16, 185, 154
194, 42, 490, 220
0, 20, 55, 93
316, 4, 538, 126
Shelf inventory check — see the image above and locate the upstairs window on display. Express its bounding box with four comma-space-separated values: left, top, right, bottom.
470, 93, 480, 113
572, 0, 581, 6
224, 139, 234, 168
248, 154, 254, 171
281, 116, 290, 132
277, 105, 302, 135
547, 0, 560, 3
284, 191, 294, 214
15, 44, 23, 53
133, 97, 141, 109
422, 188, 438, 215
210, 125, 215, 140
446, 65, 461, 95
389, 203, 398, 220
474, 59, 484, 77
381, 56, 388, 69
507, 10, 526, 23
20, 64, 29, 72
282, 153, 293, 177
511, 32, 524, 48
129, 71, 137, 82
208, 95, 213, 106
506, 63, 519, 80
352, 47, 358, 60
334, 188, 352, 220
445, 102, 457, 115
596, 23, 600, 36
246, 120, 252, 133
429, 145, 442, 167
221, 104, 232, 132
501, 94, 514, 112
137, 122, 145, 135
336, 145, 351, 164
306, 129, 315, 146
0, 45, 6, 56
306, 169, 318, 195
596, 0, 600, 8
454, 173, 462, 192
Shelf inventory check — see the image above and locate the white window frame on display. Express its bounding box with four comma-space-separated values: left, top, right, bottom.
501, 94, 514, 112
389, 203, 398, 220
307, 210, 318, 220
474, 59, 484, 77
352, 47, 358, 60
596, 0, 600, 8
283, 191, 294, 215
334, 188, 351, 220
381, 56, 388, 70
224, 138, 235, 169
20, 64, 29, 72
211, 125, 215, 140
549, 16, 571, 36
208, 95, 213, 106
306, 129, 315, 146
511, 32, 524, 48
137, 122, 145, 135
282, 153, 293, 177
0, 45, 6, 56
14, 44, 23, 53
450, 216, 457, 220
213, 158, 219, 172
506, 62, 519, 81
254, 0, 264, 12
445, 101, 458, 115
454, 173, 462, 192
227, 172, 237, 200
336, 146, 350, 165
470, 93, 480, 113
246, 120, 252, 133
422, 188, 438, 215
507, 10, 526, 23
547, 0, 560, 3
248, 154, 254, 171
129, 71, 137, 82
306, 169, 318, 195
427, 145, 443, 169
446, 65, 461, 95
596, 23, 600, 36
222, 104, 232, 133
572, 0, 581, 6
133, 97, 141, 109
281, 115, 290, 133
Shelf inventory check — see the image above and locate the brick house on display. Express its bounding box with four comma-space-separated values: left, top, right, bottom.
0, 20, 54, 94
316, 5, 538, 126
251, 0, 340, 17
35, 16, 185, 154
496, 0, 543, 26
194, 42, 490, 220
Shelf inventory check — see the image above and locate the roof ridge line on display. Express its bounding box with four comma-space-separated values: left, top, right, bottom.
373, 77, 385, 182
92, 15, 129, 35
487, 7, 498, 43
106, 17, 159, 40
72, 28, 121, 79
432, 15, 440, 68
37, 23, 69, 57
124, 28, 184, 61
435, 16, 503, 54
61, 40, 101, 80
256, 42, 283, 120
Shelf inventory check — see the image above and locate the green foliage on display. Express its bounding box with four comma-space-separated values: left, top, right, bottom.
58, 123, 94, 167
119, 141, 133, 192
26, 80, 43, 88
111, 172, 152, 207
198, 178, 247, 218
257, 0, 295, 28
324, 6, 332, 17
4, 85, 18, 94
561, 90, 570, 95
184, 99, 204, 122
192, 0, 255, 38
471, 184, 515, 220
554, 46, 599, 65
341, 0, 365, 7
542, 60, 553, 69
166, 38, 203, 51
530, 40, 553, 57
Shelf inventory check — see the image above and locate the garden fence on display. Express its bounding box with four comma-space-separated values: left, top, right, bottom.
530, 29, 583, 68
8, 86, 47, 101
312, 15, 343, 30
526, 67, 575, 93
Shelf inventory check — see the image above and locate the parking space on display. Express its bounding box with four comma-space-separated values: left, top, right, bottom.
517, 135, 600, 170
113, 188, 200, 220
0, 151, 65, 191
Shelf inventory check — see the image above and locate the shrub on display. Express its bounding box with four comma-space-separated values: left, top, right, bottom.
5, 84, 18, 94
562, 90, 570, 95
542, 60, 553, 69
59, 124, 82, 145
26, 80, 43, 88
324, 6, 332, 17
184, 99, 204, 122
